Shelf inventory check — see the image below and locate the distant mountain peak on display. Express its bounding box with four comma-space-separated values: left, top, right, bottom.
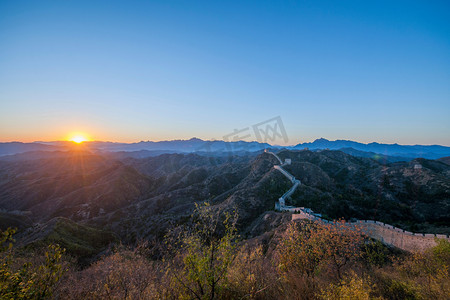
188, 137, 203, 142
311, 138, 332, 145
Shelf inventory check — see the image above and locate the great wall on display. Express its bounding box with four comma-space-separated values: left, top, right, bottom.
265, 150, 450, 252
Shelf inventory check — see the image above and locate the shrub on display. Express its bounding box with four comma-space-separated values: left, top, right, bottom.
56, 249, 164, 299
320, 271, 376, 300
225, 245, 282, 299
0, 228, 66, 299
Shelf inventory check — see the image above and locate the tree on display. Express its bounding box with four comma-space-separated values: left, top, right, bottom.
362, 239, 391, 268
397, 238, 450, 299
318, 220, 364, 280
278, 220, 364, 281
278, 221, 324, 279
166, 202, 239, 300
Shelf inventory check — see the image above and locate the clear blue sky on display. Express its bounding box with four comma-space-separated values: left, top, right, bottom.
1, 0, 449, 145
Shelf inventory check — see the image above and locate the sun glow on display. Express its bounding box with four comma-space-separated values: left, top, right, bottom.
68, 134, 90, 144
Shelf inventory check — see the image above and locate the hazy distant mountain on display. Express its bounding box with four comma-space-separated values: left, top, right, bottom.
0, 150, 72, 162
3, 138, 273, 155
1, 138, 450, 160
294, 138, 450, 159
97, 138, 274, 154
338, 147, 411, 163
0, 142, 61, 156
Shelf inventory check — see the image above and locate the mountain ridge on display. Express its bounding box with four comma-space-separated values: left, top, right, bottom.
1, 138, 450, 160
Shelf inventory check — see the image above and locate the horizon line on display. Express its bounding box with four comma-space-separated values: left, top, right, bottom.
1, 137, 450, 148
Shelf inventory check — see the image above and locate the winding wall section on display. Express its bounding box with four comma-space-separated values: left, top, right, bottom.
264, 150, 450, 252
265, 150, 301, 210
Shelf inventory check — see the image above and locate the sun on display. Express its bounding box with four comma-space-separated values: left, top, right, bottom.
68, 133, 90, 144
71, 136, 87, 143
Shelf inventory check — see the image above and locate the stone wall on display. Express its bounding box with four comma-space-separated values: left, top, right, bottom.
292, 212, 450, 252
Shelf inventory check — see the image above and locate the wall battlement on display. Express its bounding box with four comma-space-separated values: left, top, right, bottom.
292, 211, 450, 252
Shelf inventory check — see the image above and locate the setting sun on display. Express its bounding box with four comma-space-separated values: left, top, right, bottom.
68, 133, 90, 144
71, 136, 87, 143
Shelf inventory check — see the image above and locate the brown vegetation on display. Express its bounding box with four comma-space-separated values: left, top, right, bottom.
2, 205, 449, 299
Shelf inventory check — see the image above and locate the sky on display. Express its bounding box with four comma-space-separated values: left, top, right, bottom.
0, 0, 449, 146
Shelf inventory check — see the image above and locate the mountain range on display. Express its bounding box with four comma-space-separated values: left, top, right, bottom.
1, 138, 450, 161
294, 138, 450, 159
